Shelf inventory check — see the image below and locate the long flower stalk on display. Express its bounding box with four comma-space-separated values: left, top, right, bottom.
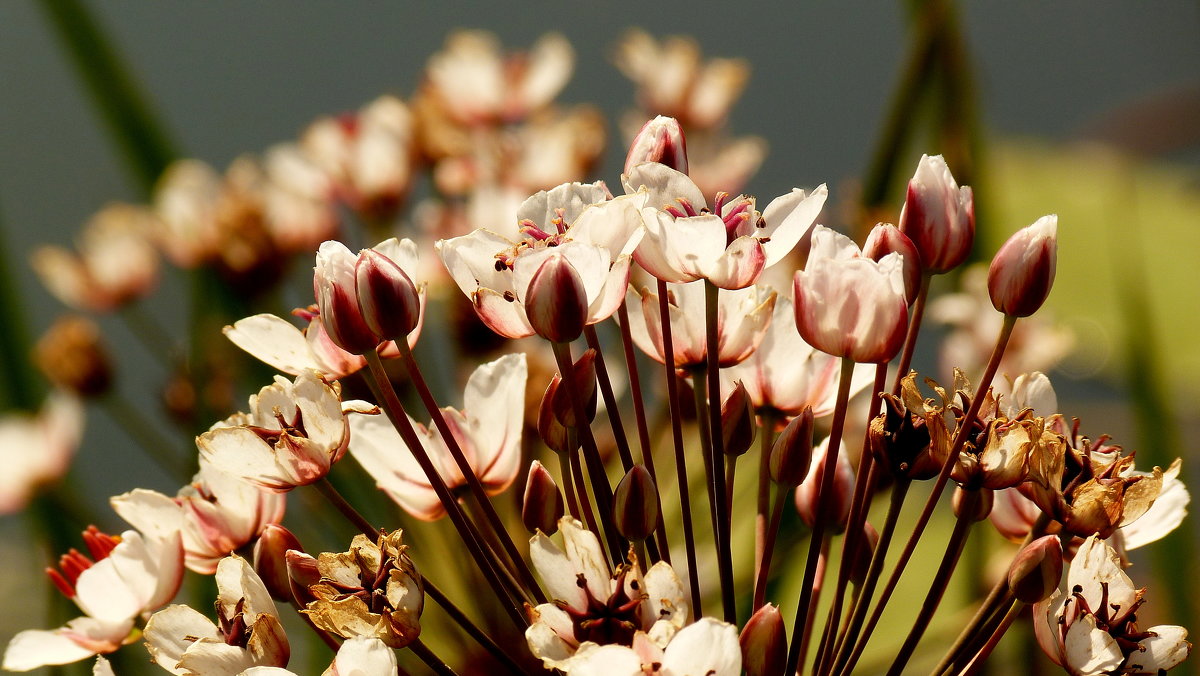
704, 279, 736, 623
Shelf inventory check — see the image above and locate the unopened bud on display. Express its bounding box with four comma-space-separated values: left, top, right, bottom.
988, 215, 1057, 317
34, 315, 112, 397
316, 242, 377, 354
863, 223, 923, 305
284, 549, 320, 606
522, 461, 564, 534
850, 522, 879, 585
739, 603, 787, 676
952, 486, 993, 522
355, 248, 420, 341
624, 116, 688, 175
769, 408, 814, 487
537, 375, 572, 454
613, 465, 659, 542
795, 437, 854, 532
525, 253, 588, 344
1007, 535, 1063, 604
721, 381, 756, 458
253, 524, 304, 602
548, 349, 598, 428
898, 154, 974, 274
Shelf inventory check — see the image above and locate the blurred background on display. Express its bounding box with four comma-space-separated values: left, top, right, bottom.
1, 1, 1198, 674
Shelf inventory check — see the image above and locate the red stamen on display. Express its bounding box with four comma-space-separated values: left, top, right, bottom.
46, 568, 75, 598
81, 526, 120, 561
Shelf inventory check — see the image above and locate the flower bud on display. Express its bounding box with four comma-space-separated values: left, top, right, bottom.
537, 374, 573, 454
850, 522, 879, 585
988, 215, 1057, 317
769, 408, 814, 487
613, 465, 660, 542
952, 486, 993, 522
863, 223, 922, 305
525, 253, 588, 344
795, 437, 854, 532
624, 115, 689, 175
355, 248, 420, 342
316, 241, 378, 354
285, 549, 320, 606
33, 315, 112, 398
1006, 534, 1063, 604
253, 524, 304, 602
721, 381, 756, 458
739, 603, 787, 676
522, 461, 565, 534
898, 154, 974, 274
548, 349, 598, 428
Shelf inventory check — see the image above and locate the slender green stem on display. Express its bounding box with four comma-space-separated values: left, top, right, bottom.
689, 364, 729, 620
957, 598, 1024, 676
0, 206, 41, 411
702, 280, 736, 623
753, 478, 789, 611
424, 579, 527, 675
753, 410, 778, 610
655, 281, 702, 619
583, 325, 635, 472
885, 490, 981, 675
798, 536, 832, 673
313, 477, 378, 538
568, 443, 604, 557
786, 358, 857, 675
410, 638, 459, 676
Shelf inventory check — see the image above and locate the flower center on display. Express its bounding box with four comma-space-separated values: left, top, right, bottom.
560, 567, 646, 647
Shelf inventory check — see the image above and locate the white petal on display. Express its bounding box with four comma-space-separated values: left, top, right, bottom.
660, 618, 742, 676
622, 163, 706, 212
224, 315, 320, 376
529, 532, 587, 610
325, 636, 398, 676
2, 618, 131, 671
216, 555, 278, 622
560, 518, 612, 602
517, 181, 609, 230
1130, 625, 1191, 672
463, 353, 526, 491
144, 605, 222, 675
759, 184, 828, 268
1063, 614, 1124, 675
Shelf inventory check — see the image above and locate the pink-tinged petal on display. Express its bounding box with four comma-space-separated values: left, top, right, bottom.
642, 211, 729, 283
529, 533, 588, 610
660, 618, 742, 676
525, 604, 577, 664
347, 413, 445, 521
110, 489, 183, 542
560, 518, 611, 602
216, 556, 278, 621
622, 163, 706, 213
586, 255, 634, 325
511, 240, 609, 307
1005, 371, 1059, 418
435, 229, 517, 299
371, 238, 420, 280
73, 530, 170, 622
304, 319, 367, 378
473, 287, 535, 339
144, 605, 222, 675
704, 235, 765, 290
1063, 614, 1124, 675
1131, 625, 1191, 673
517, 181, 610, 230
325, 636, 398, 676
176, 641, 259, 676
568, 192, 646, 257
291, 371, 347, 454
463, 354, 526, 491
715, 285, 777, 367
2, 617, 132, 671
1032, 591, 1068, 667
224, 315, 321, 376
758, 184, 829, 268
626, 286, 666, 365
198, 428, 295, 492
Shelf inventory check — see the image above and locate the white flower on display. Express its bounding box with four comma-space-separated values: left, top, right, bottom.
0, 391, 83, 514
348, 353, 526, 520
237, 636, 397, 676
550, 617, 742, 676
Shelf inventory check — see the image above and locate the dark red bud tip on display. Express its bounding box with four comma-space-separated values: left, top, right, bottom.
863, 223, 923, 305
355, 249, 420, 342
320, 282, 379, 354
613, 465, 660, 542
526, 254, 588, 344
254, 524, 304, 602
740, 603, 787, 676
1007, 535, 1064, 604
625, 116, 689, 175
721, 381, 757, 458
988, 215, 1057, 317
549, 349, 598, 428
522, 461, 565, 534
769, 407, 814, 487
537, 375, 572, 454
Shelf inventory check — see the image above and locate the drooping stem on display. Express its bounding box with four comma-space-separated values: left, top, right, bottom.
656, 280, 702, 620
425, 579, 527, 676
702, 280, 736, 623
410, 638, 459, 676
885, 490, 981, 675
785, 358, 857, 675
957, 598, 1024, 676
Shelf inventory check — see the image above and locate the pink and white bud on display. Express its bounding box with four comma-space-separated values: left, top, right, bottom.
952, 486, 993, 522
522, 460, 565, 534
795, 437, 854, 532
793, 226, 908, 364
739, 603, 787, 676
988, 215, 1057, 318
613, 465, 660, 542
315, 241, 377, 354
625, 115, 688, 175
253, 524, 304, 602
769, 407, 814, 487
863, 222, 922, 305
1007, 535, 1063, 604
721, 381, 756, 458
898, 154, 974, 274
355, 248, 420, 342
525, 252, 588, 343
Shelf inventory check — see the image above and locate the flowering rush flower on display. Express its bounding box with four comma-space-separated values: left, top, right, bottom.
111, 458, 287, 574
793, 224, 909, 364
1033, 536, 1190, 674
238, 636, 398, 676
624, 161, 827, 289
2, 524, 184, 671
897, 153, 974, 274
437, 181, 644, 339
143, 555, 290, 675
348, 353, 526, 520
198, 370, 376, 491
0, 391, 83, 515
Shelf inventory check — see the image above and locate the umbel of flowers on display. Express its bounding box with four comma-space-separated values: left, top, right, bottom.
2, 30, 1190, 676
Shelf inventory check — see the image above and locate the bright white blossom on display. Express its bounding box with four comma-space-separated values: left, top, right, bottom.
550, 617, 742, 676
348, 353, 526, 520
0, 392, 83, 514
238, 636, 397, 676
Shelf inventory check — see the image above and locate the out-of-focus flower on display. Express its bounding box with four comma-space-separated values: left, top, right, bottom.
0, 392, 83, 514
153, 159, 225, 267
348, 353, 526, 520
988, 214, 1058, 318
793, 225, 908, 364
301, 95, 415, 224
32, 203, 160, 312
239, 636, 398, 676
260, 144, 340, 254
198, 371, 376, 492
420, 30, 573, 127
549, 617, 743, 676
34, 315, 113, 398
511, 107, 608, 192
721, 294, 875, 419
626, 281, 776, 369
144, 555, 290, 675
525, 517, 689, 668
625, 162, 827, 290
794, 436, 854, 532
301, 531, 423, 648
3, 524, 184, 671
897, 154, 974, 274
112, 458, 287, 574
1033, 537, 1190, 674
438, 182, 643, 339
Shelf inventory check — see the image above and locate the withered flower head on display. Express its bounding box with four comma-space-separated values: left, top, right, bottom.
33, 315, 113, 398
303, 531, 423, 649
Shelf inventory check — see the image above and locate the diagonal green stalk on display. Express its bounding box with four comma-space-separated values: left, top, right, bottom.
410, 638, 459, 676
957, 598, 1024, 676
